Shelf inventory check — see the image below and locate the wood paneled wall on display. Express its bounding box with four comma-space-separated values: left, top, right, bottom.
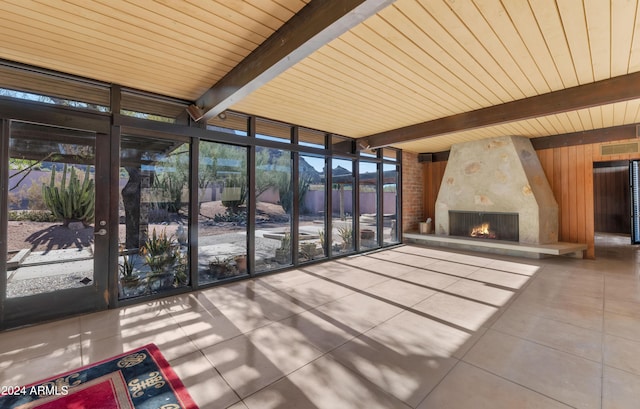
423, 161, 447, 222
421, 138, 640, 259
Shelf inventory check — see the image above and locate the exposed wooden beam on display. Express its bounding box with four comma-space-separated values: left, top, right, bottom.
422, 123, 639, 162
189, 0, 395, 123
361, 72, 640, 149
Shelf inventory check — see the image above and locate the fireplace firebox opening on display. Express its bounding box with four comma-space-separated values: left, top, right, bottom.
449, 211, 519, 242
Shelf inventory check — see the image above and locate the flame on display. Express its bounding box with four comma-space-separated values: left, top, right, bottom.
470, 223, 495, 238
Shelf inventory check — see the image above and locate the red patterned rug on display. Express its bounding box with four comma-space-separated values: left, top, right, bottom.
0, 343, 198, 409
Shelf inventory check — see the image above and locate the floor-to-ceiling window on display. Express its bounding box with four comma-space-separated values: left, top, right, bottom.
358, 160, 379, 251
118, 133, 190, 299
198, 141, 248, 283
0, 62, 402, 329
298, 154, 327, 262
331, 158, 355, 255
383, 148, 400, 246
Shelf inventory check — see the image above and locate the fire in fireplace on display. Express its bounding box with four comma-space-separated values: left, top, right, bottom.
449, 211, 519, 242
470, 223, 496, 239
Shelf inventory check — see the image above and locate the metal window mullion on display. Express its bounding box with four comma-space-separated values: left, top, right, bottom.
189, 138, 199, 288
0, 119, 9, 327
326, 157, 332, 258
247, 117, 256, 275
354, 158, 360, 252
397, 150, 403, 243
377, 161, 384, 248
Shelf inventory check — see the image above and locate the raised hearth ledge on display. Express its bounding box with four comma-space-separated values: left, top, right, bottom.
404, 233, 586, 259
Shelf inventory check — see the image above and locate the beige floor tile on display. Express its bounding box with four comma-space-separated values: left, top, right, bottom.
425, 260, 482, 277
201, 334, 284, 398
491, 307, 603, 362
0, 346, 84, 387
170, 350, 240, 409
365, 278, 436, 307
335, 254, 385, 268
0, 316, 82, 363
242, 355, 412, 409
535, 265, 604, 283
412, 292, 500, 332
444, 278, 517, 307
397, 268, 460, 290
509, 295, 604, 332
605, 310, 640, 341
314, 291, 403, 333
444, 252, 494, 267
213, 297, 276, 334
604, 297, 640, 318
255, 268, 320, 290
360, 258, 421, 275
227, 402, 250, 409
284, 278, 355, 309
370, 252, 439, 269
605, 282, 640, 304
247, 321, 323, 374
322, 267, 392, 290
603, 365, 640, 409
174, 309, 243, 350
464, 329, 602, 409
277, 309, 361, 353
363, 310, 478, 360
299, 261, 357, 276
80, 303, 177, 341
604, 333, 640, 375
525, 274, 604, 300
485, 259, 542, 276
81, 322, 199, 364
329, 334, 457, 407
467, 267, 532, 289
418, 362, 572, 409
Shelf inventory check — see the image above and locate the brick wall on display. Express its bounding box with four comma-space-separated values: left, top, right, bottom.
401, 151, 425, 233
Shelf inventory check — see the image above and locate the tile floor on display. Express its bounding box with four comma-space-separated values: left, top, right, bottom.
1, 233, 640, 408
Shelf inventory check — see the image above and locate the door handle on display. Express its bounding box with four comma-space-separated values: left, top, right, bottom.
94, 228, 107, 236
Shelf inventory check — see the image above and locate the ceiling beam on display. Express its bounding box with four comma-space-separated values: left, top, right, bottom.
189, 0, 395, 123
360, 71, 640, 149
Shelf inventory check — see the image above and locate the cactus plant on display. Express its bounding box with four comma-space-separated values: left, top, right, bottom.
42, 164, 95, 227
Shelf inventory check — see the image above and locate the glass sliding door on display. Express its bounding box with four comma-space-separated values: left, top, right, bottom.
298, 155, 327, 262
255, 147, 293, 272
3, 120, 109, 327
118, 133, 190, 299
383, 163, 400, 245
198, 141, 248, 283
331, 158, 355, 255
359, 161, 379, 251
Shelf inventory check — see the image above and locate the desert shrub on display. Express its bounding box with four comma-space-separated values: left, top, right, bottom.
213, 209, 247, 224
8, 210, 58, 222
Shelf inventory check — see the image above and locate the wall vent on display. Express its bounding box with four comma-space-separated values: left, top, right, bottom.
601, 142, 639, 156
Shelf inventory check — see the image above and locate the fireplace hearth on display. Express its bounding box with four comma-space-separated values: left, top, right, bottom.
449, 211, 519, 242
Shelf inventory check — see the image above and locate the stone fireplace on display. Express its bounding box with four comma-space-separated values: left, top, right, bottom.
435, 136, 558, 245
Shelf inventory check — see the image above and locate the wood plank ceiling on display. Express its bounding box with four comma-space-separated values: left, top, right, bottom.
1, 0, 640, 153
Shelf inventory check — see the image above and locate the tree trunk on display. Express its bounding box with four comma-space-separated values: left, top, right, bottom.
122, 166, 141, 250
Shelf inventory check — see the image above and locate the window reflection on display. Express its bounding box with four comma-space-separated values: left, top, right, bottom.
198, 142, 248, 283
359, 161, 379, 251
118, 135, 190, 299
331, 159, 355, 254
298, 155, 327, 262
255, 147, 293, 272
